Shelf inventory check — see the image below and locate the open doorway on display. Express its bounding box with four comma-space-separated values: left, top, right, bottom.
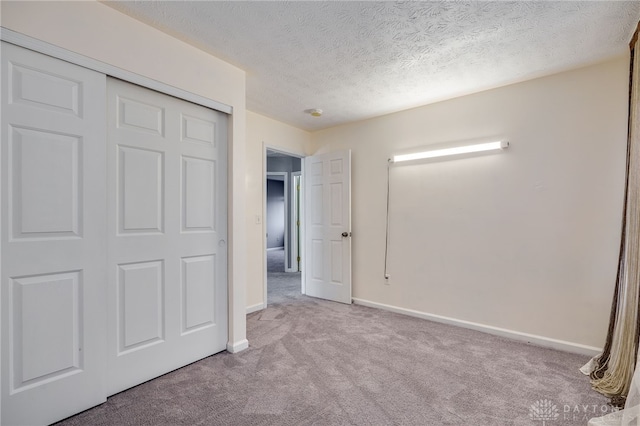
265, 149, 303, 305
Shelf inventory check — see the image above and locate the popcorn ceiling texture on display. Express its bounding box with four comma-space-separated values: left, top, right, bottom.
107, 1, 640, 131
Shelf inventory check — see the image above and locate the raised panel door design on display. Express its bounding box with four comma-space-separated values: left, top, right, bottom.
330, 159, 343, 175
107, 77, 227, 396
330, 183, 343, 226
312, 240, 323, 280
9, 63, 80, 116
304, 150, 351, 304
118, 146, 164, 234
182, 157, 215, 232
10, 271, 82, 392
2, 43, 107, 426
181, 114, 215, 146
10, 126, 80, 239
117, 96, 164, 136
311, 184, 323, 225
330, 242, 343, 285
117, 261, 165, 353
310, 161, 322, 176
181, 255, 215, 333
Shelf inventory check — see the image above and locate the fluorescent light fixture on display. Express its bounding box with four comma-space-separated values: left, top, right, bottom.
392, 140, 509, 163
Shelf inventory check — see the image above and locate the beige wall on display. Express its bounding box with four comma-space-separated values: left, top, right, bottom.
3, 0, 629, 351
245, 111, 312, 310
1, 1, 249, 349
311, 57, 629, 349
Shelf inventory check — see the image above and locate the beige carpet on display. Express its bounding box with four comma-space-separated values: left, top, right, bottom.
56, 268, 610, 425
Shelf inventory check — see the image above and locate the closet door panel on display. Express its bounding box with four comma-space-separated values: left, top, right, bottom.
1, 42, 107, 426
106, 78, 228, 395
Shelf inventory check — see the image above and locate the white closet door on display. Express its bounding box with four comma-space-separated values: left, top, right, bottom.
1, 43, 107, 425
106, 78, 227, 395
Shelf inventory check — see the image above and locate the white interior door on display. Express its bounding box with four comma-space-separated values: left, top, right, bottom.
1, 43, 107, 425
106, 78, 227, 395
304, 150, 352, 304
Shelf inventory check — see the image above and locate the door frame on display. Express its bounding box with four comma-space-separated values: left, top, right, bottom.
262, 144, 306, 310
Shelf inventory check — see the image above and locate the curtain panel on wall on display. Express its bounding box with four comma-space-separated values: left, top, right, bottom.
585, 22, 640, 412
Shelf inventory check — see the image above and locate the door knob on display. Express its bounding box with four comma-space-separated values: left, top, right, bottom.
341, 232, 349, 237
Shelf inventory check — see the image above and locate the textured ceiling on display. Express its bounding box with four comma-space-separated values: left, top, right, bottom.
104, 1, 640, 131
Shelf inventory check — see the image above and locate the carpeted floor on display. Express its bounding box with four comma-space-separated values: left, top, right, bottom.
267, 248, 301, 305
267, 247, 286, 273
56, 253, 611, 425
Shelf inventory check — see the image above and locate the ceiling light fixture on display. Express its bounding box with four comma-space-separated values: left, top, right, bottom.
304, 108, 323, 117
392, 140, 509, 163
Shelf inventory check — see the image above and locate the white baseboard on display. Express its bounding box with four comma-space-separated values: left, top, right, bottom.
246, 303, 265, 314
267, 247, 284, 251
227, 339, 249, 353
352, 298, 602, 357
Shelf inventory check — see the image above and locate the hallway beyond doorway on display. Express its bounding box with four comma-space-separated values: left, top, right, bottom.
267, 248, 301, 303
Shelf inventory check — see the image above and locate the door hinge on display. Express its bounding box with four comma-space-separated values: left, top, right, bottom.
296, 220, 300, 226
297, 256, 301, 262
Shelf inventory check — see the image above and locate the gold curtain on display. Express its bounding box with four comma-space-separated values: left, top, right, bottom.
589, 22, 640, 405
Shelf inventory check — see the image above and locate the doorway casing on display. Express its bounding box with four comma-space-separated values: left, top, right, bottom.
262, 144, 306, 310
